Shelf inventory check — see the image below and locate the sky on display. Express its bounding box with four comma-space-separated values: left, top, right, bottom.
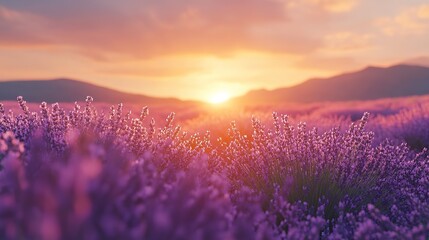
1, 0, 429, 103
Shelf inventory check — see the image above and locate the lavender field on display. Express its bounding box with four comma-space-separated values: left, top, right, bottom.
0, 96, 428, 239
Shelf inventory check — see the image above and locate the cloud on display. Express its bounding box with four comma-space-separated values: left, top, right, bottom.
0, 5, 50, 47
287, 0, 358, 13
323, 32, 373, 51
307, 0, 358, 13
375, 4, 429, 36
101, 65, 202, 78
0, 0, 325, 59
295, 55, 359, 71
248, 25, 321, 54
401, 56, 429, 68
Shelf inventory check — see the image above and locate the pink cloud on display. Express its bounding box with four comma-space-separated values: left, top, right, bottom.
0, 0, 323, 59
0, 5, 50, 47
295, 55, 359, 71
323, 32, 373, 52
375, 4, 429, 36
307, 0, 358, 13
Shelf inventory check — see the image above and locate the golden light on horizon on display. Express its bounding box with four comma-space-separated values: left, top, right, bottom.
208, 91, 230, 104
0, 1, 428, 102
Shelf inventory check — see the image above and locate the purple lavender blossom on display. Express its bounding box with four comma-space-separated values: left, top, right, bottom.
0, 96, 428, 239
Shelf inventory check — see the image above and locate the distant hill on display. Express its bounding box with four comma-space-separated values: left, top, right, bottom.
0, 78, 190, 104
3, 64, 429, 106
234, 64, 429, 104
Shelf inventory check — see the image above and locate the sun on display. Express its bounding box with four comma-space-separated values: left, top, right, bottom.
209, 91, 230, 104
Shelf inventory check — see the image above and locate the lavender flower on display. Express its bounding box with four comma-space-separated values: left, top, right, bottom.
0, 96, 428, 239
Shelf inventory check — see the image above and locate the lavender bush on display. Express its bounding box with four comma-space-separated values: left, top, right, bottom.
0, 96, 428, 239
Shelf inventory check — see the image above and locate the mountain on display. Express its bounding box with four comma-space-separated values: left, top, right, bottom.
234, 64, 429, 104
0, 78, 189, 104
3, 64, 429, 106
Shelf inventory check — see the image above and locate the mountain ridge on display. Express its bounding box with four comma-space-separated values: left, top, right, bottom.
2, 64, 429, 105
0, 78, 196, 105
233, 64, 429, 104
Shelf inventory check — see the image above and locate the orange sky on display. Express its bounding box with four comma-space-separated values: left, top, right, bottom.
1, 0, 429, 102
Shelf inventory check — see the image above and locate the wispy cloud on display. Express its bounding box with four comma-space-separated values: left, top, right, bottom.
1, 0, 297, 58
306, 0, 359, 13
323, 32, 373, 52
295, 55, 359, 71
0, 5, 49, 47
375, 4, 429, 36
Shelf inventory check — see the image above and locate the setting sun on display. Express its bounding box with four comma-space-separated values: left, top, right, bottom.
209, 91, 230, 104
1, 0, 429, 238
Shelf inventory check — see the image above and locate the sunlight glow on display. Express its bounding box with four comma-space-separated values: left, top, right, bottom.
209, 91, 230, 104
